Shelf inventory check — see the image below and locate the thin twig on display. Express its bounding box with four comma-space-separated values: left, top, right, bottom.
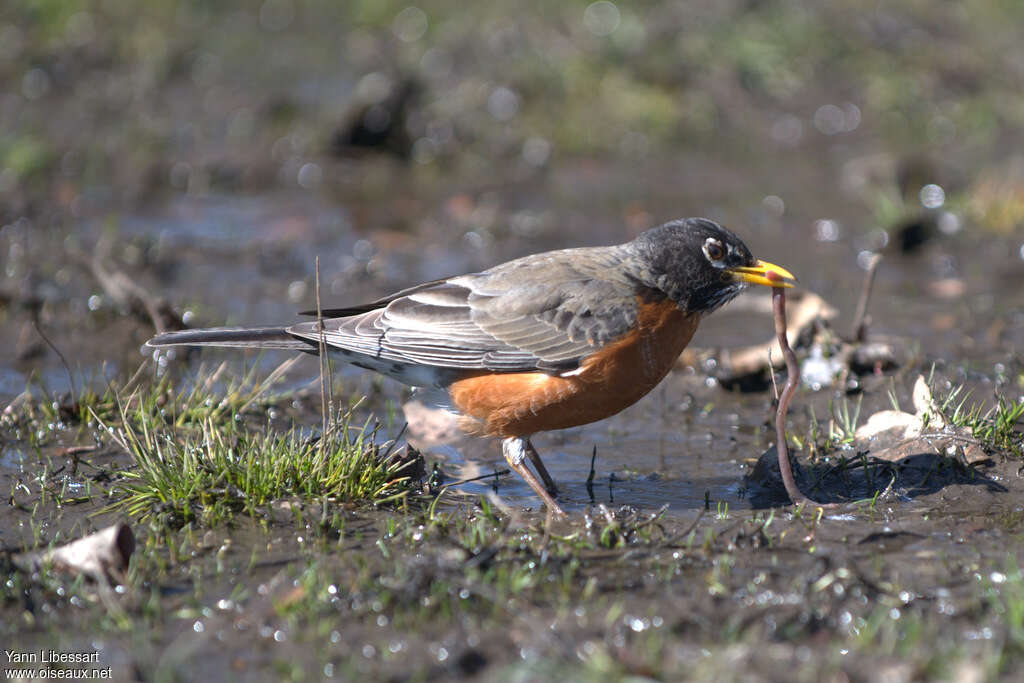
586, 446, 597, 503
315, 257, 331, 464
379, 422, 409, 461
32, 316, 76, 402
850, 252, 882, 342
428, 469, 515, 515
447, 469, 512, 487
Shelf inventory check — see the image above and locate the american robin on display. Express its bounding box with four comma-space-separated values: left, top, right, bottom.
148, 217, 795, 515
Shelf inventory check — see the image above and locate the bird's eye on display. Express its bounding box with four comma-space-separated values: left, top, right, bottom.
703, 238, 725, 262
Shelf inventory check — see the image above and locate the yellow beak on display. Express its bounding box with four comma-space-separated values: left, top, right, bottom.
728, 259, 798, 288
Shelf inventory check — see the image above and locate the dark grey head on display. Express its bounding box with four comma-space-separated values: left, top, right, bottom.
629, 218, 795, 314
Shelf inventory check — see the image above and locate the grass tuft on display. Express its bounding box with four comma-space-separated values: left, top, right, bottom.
105, 409, 418, 526
82, 360, 422, 527
937, 384, 1024, 458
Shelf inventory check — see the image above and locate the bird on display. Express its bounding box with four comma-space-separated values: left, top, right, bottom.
148, 217, 795, 515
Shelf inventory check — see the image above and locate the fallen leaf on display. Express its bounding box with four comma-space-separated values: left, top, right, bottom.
855, 375, 987, 464
15, 522, 135, 583
855, 376, 948, 448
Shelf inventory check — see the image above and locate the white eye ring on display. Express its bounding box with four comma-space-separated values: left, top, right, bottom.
703, 238, 725, 262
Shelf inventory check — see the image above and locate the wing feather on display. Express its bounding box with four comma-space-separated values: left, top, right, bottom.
286, 245, 645, 376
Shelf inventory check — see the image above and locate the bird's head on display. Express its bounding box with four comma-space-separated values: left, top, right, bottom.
631, 217, 796, 314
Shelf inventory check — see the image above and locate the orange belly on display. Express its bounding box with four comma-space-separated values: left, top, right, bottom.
448, 299, 699, 437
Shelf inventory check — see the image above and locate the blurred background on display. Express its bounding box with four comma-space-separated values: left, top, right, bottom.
2, 0, 1023, 397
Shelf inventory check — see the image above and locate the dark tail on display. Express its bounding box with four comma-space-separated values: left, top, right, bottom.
147, 326, 314, 351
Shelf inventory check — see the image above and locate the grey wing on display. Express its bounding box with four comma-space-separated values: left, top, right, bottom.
286, 245, 643, 375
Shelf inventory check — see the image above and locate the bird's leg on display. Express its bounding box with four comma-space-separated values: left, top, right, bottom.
523, 438, 558, 495
501, 437, 566, 516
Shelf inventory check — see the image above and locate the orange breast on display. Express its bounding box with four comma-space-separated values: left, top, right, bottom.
448, 298, 699, 437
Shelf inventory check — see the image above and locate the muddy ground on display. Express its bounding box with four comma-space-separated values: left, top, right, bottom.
2, 1, 1024, 681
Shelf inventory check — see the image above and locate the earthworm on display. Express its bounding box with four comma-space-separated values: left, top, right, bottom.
772, 286, 816, 507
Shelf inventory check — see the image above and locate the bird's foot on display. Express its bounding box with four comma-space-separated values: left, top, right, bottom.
502, 437, 566, 516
